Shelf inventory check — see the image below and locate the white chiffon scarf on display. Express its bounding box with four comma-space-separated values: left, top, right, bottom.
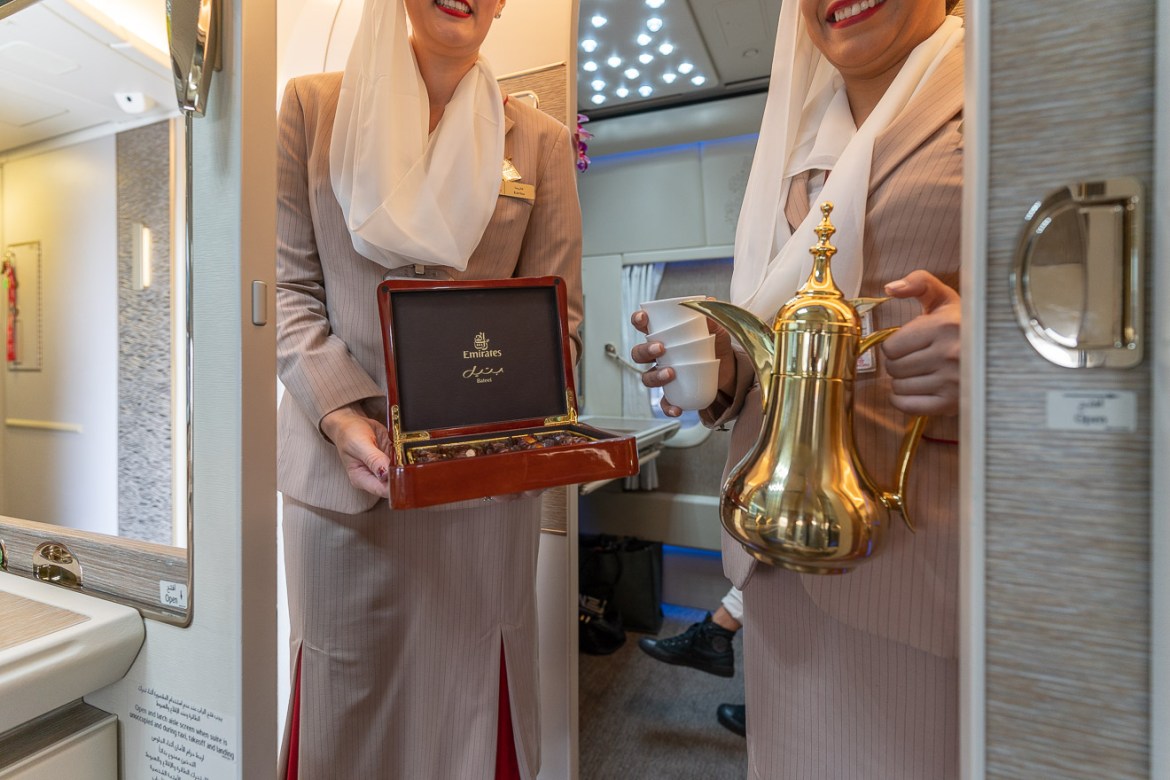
731, 8, 964, 319
330, 0, 505, 270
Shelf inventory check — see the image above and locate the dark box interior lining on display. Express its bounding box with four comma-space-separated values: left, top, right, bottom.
388, 285, 568, 432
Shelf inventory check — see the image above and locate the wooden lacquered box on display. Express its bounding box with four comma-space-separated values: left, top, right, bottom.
377, 276, 639, 510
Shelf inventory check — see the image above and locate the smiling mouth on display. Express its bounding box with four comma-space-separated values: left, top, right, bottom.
828, 0, 886, 24
435, 0, 473, 16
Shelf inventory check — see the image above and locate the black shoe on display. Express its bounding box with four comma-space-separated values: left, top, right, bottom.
716, 703, 746, 738
637, 612, 735, 678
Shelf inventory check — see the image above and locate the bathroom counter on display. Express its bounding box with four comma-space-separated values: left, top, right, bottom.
0, 573, 144, 735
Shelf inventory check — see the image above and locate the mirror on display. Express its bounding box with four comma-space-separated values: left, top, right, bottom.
0, 0, 192, 623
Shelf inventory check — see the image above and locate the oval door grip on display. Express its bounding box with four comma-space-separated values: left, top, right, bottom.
1010, 177, 1143, 369
32, 542, 83, 589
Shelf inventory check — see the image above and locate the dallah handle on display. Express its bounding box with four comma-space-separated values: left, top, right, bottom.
853, 327, 928, 533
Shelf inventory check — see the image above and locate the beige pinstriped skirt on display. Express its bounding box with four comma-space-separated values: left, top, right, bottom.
278, 494, 543, 779
741, 566, 959, 780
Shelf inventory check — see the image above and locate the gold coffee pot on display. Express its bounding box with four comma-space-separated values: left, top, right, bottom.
683, 203, 926, 575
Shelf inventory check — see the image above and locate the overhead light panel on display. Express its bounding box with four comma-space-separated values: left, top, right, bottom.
577, 0, 723, 115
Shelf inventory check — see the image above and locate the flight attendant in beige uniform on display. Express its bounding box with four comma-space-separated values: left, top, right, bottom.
633, 0, 965, 777
275, 0, 582, 776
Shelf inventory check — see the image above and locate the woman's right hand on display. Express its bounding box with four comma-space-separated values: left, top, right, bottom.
320, 405, 392, 499
629, 307, 736, 417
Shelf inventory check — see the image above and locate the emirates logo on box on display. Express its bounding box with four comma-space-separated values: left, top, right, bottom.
464, 331, 502, 359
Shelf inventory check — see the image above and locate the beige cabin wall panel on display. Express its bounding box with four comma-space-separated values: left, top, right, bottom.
985, 2, 1152, 778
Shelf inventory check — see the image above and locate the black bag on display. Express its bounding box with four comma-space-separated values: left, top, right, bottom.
610, 536, 664, 633
579, 534, 664, 636
578, 537, 626, 655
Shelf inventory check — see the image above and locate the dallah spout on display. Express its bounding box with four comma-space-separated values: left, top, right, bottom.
680, 300, 775, 409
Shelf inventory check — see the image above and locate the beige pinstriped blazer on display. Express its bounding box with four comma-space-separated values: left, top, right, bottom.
276, 73, 583, 516
709, 44, 965, 659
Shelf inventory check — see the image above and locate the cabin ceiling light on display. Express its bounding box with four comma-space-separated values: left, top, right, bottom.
577, 0, 723, 114
591, 94, 606, 105
691, 75, 706, 86
591, 79, 606, 91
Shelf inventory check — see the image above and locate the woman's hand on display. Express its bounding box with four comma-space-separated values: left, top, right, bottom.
881, 270, 961, 417
321, 405, 392, 499
629, 309, 680, 416
629, 306, 736, 417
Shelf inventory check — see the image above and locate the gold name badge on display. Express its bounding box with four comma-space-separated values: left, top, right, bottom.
499, 180, 535, 202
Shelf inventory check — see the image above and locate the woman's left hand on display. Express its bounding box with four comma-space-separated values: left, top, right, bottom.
881, 270, 961, 417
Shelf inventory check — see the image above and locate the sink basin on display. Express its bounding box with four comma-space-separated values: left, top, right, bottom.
579, 415, 680, 453
0, 573, 144, 734
576, 416, 681, 495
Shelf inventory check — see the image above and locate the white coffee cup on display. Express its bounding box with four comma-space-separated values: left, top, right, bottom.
639, 295, 707, 332
655, 334, 716, 367
646, 317, 710, 346
661, 358, 720, 410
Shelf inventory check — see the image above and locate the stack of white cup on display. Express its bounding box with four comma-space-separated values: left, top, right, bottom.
640, 295, 719, 410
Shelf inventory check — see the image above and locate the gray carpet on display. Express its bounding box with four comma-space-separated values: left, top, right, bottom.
579, 604, 748, 779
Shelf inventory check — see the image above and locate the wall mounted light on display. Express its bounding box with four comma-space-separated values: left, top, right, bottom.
132, 222, 152, 290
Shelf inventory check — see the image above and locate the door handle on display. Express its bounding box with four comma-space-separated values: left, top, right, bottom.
1010, 177, 1144, 368
32, 542, 83, 589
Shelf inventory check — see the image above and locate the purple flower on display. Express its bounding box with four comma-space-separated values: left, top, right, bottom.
575, 114, 593, 172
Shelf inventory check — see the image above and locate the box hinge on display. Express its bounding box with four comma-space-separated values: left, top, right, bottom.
544, 391, 579, 426
391, 405, 430, 463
